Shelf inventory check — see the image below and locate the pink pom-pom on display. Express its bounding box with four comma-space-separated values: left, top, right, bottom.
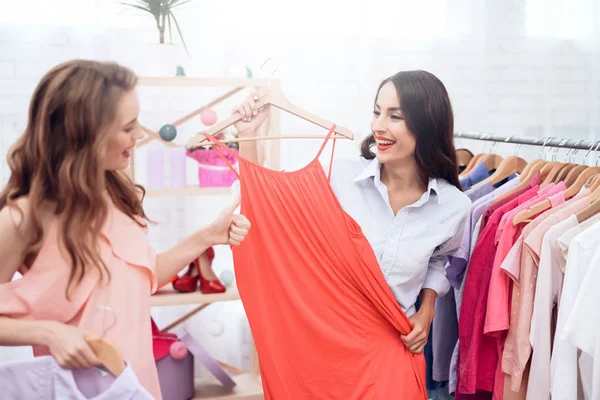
200, 109, 217, 126
169, 341, 188, 359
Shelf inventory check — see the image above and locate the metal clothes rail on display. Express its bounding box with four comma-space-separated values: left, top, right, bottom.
454, 132, 600, 151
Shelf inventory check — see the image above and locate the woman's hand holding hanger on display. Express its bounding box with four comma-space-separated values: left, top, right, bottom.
233, 89, 271, 137
41, 321, 101, 370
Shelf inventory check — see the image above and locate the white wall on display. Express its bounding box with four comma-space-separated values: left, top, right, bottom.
1, 0, 600, 374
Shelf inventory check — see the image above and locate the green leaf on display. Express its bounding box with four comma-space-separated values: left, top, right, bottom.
169, 10, 191, 59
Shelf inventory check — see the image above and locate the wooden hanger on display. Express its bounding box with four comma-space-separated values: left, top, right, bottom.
563, 165, 593, 193
456, 148, 474, 172
473, 155, 527, 188
511, 163, 593, 225
523, 168, 600, 225
460, 152, 485, 177
186, 87, 354, 150
86, 337, 125, 377
538, 161, 562, 187
555, 163, 578, 184
576, 198, 600, 223
494, 160, 546, 202
85, 305, 125, 377
576, 174, 600, 223
481, 153, 503, 171
547, 163, 573, 185
588, 174, 600, 188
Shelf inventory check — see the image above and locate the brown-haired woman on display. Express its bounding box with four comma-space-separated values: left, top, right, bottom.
232, 70, 470, 355
0, 60, 251, 399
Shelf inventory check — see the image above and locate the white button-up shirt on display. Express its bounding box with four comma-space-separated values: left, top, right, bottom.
328, 157, 471, 316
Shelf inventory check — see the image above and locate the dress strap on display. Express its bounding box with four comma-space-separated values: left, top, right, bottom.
202, 133, 241, 179
314, 125, 337, 182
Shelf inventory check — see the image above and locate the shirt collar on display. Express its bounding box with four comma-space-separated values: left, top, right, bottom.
354, 158, 441, 205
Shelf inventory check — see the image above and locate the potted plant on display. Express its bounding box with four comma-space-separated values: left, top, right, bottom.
120, 0, 196, 75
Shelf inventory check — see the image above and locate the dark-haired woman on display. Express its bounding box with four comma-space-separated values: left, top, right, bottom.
232, 70, 470, 355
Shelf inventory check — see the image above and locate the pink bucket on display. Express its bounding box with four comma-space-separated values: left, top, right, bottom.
186, 148, 239, 187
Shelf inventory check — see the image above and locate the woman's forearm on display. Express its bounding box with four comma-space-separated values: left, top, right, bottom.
239, 130, 259, 164
155, 227, 214, 286
418, 288, 437, 317
0, 317, 50, 347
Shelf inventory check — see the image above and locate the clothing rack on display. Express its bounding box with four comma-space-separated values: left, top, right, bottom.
454, 132, 599, 151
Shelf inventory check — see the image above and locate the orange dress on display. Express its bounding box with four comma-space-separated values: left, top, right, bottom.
0, 204, 162, 400
204, 127, 427, 400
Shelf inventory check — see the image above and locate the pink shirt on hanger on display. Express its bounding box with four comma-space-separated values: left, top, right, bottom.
485, 183, 566, 334
483, 183, 566, 400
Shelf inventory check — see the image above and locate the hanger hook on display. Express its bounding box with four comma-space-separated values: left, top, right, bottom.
552, 139, 568, 162
97, 305, 117, 337
530, 136, 543, 156
541, 137, 555, 160
504, 135, 518, 156
268, 68, 278, 88
558, 139, 571, 162
583, 140, 597, 164
537, 136, 549, 158
259, 58, 275, 71
566, 139, 584, 162
489, 136, 498, 154
514, 143, 523, 156
259, 58, 278, 88
595, 141, 600, 166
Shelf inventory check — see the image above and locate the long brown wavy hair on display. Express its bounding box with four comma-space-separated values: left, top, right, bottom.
360, 70, 462, 190
0, 60, 149, 298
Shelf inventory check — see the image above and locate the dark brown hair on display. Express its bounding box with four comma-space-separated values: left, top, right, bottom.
360, 70, 462, 190
0, 59, 149, 297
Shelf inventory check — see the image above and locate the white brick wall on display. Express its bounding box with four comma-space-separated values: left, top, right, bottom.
1, 0, 599, 373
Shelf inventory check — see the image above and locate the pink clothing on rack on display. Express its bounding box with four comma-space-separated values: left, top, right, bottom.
495, 182, 565, 244
502, 193, 590, 394
0, 204, 161, 399
0, 355, 154, 399
485, 183, 566, 335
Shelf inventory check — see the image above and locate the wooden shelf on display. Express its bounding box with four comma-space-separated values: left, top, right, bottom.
193, 374, 263, 400
145, 187, 232, 197
151, 284, 240, 307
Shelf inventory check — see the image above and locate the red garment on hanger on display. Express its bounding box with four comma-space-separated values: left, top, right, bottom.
204, 127, 427, 400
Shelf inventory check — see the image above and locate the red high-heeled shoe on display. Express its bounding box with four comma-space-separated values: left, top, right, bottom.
172, 263, 198, 293
197, 247, 226, 294
172, 247, 226, 294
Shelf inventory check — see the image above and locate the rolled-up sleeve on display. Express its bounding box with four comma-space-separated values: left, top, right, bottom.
422, 214, 469, 297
